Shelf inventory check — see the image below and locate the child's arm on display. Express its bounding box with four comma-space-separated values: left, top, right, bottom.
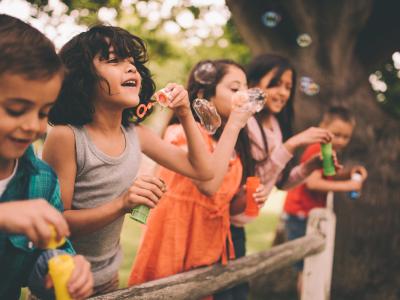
0, 200, 69, 248
305, 169, 363, 192
138, 83, 213, 181
284, 127, 333, 154
43, 126, 165, 236
191, 109, 252, 196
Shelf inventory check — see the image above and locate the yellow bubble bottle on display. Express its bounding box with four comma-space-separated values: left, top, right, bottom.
48, 254, 74, 300
47, 225, 66, 249
46, 225, 72, 300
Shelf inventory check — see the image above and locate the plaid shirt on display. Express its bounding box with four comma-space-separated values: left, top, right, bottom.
0, 146, 75, 299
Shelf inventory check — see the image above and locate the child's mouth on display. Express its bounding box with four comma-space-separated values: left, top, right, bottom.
9, 137, 32, 147
121, 79, 137, 88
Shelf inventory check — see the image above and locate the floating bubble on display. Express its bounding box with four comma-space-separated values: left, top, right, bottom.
300, 77, 320, 96
261, 11, 281, 28
192, 98, 222, 135
297, 33, 312, 47
376, 93, 386, 102
154, 88, 172, 107
233, 88, 266, 112
193, 62, 217, 85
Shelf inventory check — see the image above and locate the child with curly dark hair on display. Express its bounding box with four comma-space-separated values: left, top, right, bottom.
42, 25, 214, 295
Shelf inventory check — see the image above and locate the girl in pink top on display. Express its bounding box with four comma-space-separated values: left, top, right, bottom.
223, 54, 332, 300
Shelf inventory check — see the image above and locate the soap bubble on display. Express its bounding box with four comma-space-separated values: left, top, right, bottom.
193, 62, 217, 85
300, 77, 320, 96
233, 88, 266, 112
192, 98, 222, 135
154, 88, 172, 107
297, 33, 312, 47
261, 11, 281, 28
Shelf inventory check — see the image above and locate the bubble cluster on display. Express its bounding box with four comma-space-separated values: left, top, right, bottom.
193, 62, 217, 85
300, 77, 320, 96
192, 98, 222, 135
261, 11, 281, 28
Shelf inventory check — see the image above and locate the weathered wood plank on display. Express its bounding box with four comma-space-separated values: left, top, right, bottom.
302, 205, 336, 300
90, 233, 325, 300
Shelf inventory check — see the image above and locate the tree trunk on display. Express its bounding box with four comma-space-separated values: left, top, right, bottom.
226, 0, 400, 299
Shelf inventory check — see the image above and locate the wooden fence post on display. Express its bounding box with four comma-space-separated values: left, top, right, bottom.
301, 192, 336, 300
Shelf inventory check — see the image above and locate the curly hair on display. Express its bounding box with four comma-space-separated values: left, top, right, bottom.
48, 25, 155, 127
0, 14, 62, 79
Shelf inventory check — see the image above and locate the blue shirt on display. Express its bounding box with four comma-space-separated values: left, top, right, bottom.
0, 146, 75, 299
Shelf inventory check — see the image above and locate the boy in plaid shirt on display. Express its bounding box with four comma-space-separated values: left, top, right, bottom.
0, 14, 93, 299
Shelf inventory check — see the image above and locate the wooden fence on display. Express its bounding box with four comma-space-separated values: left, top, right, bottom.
91, 193, 336, 300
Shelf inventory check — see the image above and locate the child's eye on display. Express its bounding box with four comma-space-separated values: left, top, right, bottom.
107, 58, 119, 63
6, 108, 25, 117
39, 112, 49, 119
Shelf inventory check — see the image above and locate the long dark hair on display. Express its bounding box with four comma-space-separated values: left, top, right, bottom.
183, 59, 255, 184
246, 54, 297, 188
48, 25, 155, 127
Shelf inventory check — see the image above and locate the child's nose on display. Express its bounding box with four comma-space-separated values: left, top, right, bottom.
126, 61, 137, 73
22, 115, 41, 133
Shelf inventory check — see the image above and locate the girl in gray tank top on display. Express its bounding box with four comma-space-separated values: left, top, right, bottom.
43, 25, 213, 292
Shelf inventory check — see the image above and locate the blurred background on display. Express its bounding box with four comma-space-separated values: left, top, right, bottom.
1, 0, 399, 299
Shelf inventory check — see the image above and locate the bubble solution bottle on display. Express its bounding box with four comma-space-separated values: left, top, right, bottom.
244, 177, 261, 217
349, 172, 363, 200
47, 226, 74, 300
321, 143, 336, 177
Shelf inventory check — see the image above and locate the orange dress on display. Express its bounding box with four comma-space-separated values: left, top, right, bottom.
128, 124, 243, 289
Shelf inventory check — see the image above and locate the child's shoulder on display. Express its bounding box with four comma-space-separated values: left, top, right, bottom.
47, 125, 75, 139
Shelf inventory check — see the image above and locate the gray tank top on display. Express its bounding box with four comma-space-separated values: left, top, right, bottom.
69, 125, 141, 286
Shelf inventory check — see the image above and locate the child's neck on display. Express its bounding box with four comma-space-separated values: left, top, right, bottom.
87, 107, 123, 135
0, 158, 16, 180
260, 110, 274, 130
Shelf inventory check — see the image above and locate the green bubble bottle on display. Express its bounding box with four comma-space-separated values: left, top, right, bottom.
321, 143, 336, 176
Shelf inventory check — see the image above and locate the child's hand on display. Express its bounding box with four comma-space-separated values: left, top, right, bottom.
351, 165, 368, 180
164, 83, 191, 117
228, 93, 255, 130
68, 255, 93, 299
119, 175, 166, 213
45, 255, 93, 299
0, 200, 70, 248
252, 184, 269, 208
348, 179, 362, 191
285, 127, 333, 153
303, 151, 343, 175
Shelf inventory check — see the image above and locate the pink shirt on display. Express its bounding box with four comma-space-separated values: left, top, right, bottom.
230, 116, 308, 226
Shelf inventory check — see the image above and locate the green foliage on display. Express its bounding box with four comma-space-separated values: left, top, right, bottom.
373, 62, 400, 118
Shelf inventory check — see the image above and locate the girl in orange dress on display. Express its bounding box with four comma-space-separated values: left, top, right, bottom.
128, 60, 268, 297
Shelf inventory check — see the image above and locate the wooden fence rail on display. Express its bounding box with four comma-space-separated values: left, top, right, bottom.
91, 233, 325, 300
